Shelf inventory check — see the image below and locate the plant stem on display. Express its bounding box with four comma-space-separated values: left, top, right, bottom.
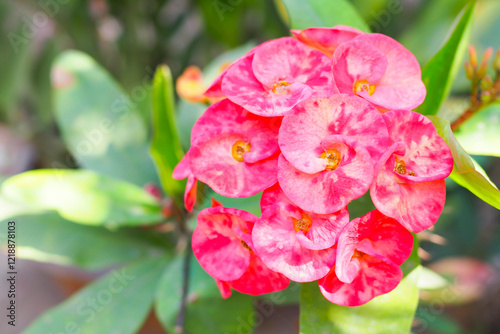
450, 106, 478, 131
175, 242, 192, 333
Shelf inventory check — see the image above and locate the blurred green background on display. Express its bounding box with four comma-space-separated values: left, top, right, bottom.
0, 0, 499, 333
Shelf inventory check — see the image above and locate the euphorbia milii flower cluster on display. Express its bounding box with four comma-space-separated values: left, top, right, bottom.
174, 25, 454, 306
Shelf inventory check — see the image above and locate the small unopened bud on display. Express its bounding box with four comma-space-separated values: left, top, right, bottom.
494, 48, 500, 72
161, 198, 174, 218
481, 91, 492, 103
469, 45, 478, 67
480, 75, 493, 91
144, 183, 163, 201
477, 47, 493, 79
464, 61, 474, 79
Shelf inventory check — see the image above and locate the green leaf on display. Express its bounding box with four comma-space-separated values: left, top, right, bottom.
23, 256, 168, 334
454, 103, 500, 157
300, 268, 420, 334
276, 0, 370, 32
347, 192, 376, 220
156, 253, 255, 334
416, 1, 475, 115
0, 169, 163, 227
300, 237, 421, 334
418, 267, 449, 291
150, 65, 185, 200
429, 115, 500, 209
399, 0, 469, 64
258, 282, 301, 305
51, 50, 159, 186
2, 211, 169, 270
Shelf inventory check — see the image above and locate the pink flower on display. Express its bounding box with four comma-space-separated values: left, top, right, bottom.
215, 252, 291, 298
291, 25, 364, 57
331, 33, 426, 111
260, 183, 349, 250
319, 210, 414, 306
172, 153, 198, 212
252, 198, 343, 282
189, 99, 281, 197
193, 205, 289, 296
221, 37, 333, 116
204, 48, 258, 99
370, 110, 453, 233
277, 95, 390, 214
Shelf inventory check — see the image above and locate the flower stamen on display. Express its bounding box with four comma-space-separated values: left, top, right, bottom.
241, 240, 252, 251
293, 213, 313, 234
231, 140, 251, 162
272, 81, 292, 95
353, 250, 365, 259
353, 80, 375, 96
394, 158, 407, 175
321, 149, 342, 171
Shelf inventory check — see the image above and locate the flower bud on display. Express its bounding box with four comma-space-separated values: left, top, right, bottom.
477, 47, 493, 79
481, 91, 492, 104
480, 75, 493, 91
494, 48, 500, 72
464, 61, 474, 79
469, 45, 478, 67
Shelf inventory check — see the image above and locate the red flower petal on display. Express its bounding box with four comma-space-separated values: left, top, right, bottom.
278, 135, 373, 214
193, 207, 256, 281
252, 202, 337, 282
319, 252, 402, 306
291, 25, 364, 57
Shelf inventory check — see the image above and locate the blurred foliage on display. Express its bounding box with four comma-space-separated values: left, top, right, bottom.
416, 1, 475, 115
155, 254, 256, 333
278, 0, 370, 32
454, 103, 500, 157
1, 169, 164, 227
13, 211, 169, 270
150, 66, 185, 200
24, 256, 170, 334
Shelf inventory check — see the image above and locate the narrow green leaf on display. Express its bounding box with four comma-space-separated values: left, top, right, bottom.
2, 212, 169, 270
300, 237, 421, 334
276, 0, 370, 32
155, 253, 255, 334
150, 65, 185, 201
52, 50, 159, 186
429, 115, 500, 209
23, 257, 168, 334
399, 0, 469, 64
416, 1, 475, 115
454, 103, 500, 157
1, 169, 163, 227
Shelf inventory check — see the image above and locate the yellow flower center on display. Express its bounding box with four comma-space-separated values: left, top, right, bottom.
293, 213, 313, 234
394, 159, 407, 175
321, 149, 342, 171
353, 80, 375, 96
394, 158, 416, 176
272, 81, 292, 94
353, 250, 365, 259
231, 140, 251, 162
